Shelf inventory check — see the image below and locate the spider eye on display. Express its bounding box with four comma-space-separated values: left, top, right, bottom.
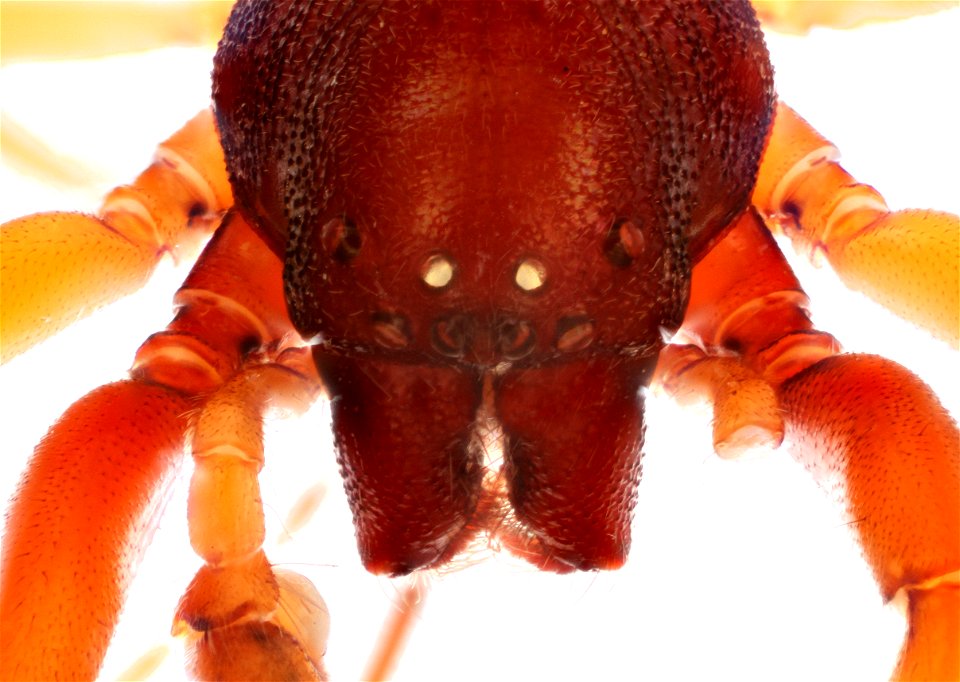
603, 218, 646, 268
421, 253, 455, 289
515, 258, 547, 291
555, 315, 595, 352
497, 318, 537, 359
371, 312, 412, 349
431, 314, 470, 357
320, 216, 361, 263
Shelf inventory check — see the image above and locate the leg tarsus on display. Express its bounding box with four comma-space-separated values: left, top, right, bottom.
362, 581, 427, 682
175, 553, 330, 682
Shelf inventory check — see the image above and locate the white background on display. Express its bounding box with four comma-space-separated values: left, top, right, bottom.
1, 4, 958, 681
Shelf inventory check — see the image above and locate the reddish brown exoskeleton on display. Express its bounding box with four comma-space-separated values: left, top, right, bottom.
1, 2, 956, 680
212, 0, 773, 577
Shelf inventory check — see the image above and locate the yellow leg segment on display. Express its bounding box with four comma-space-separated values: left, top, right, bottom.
174, 356, 330, 681
0, 1, 232, 63
754, 102, 959, 347
752, 1, 955, 34
0, 109, 232, 361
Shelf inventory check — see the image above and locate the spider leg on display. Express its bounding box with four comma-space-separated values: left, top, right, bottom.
754, 102, 959, 347
1, 209, 334, 680
781, 353, 959, 682
0, 110, 231, 679
139, 213, 331, 680
752, 0, 954, 34
0, 109, 231, 361
361, 580, 427, 682
174, 356, 328, 680
657, 210, 959, 682
0, 1, 231, 64
0, 112, 110, 191
0, 379, 191, 681
655, 209, 839, 457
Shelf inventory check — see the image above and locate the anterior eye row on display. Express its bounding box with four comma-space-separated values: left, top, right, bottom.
555, 316, 595, 353
371, 312, 412, 349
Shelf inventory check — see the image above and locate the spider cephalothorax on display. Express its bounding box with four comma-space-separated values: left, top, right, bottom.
212, 0, 774, 574
1, 2, 956, 680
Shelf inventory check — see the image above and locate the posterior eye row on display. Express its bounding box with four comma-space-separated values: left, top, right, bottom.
421, 253, 455, 288
515, 257, 547, 291
604, 218, 646, 267
320, 216, 361, 263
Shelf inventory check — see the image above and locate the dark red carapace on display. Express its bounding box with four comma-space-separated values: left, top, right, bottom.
213, 1, 774, 574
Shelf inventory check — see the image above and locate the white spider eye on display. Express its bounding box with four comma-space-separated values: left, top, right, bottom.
421, 253, 455, 288
515, 258, 547, 291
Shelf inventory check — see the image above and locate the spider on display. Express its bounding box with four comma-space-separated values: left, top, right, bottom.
1, 3, 957, 681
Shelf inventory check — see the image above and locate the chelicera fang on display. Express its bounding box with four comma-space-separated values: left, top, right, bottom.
1, 1, 960, 680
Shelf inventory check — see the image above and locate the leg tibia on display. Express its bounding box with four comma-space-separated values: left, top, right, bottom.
827, 209, 959, 348
661, 204, 958, 678
1, 211, 160, 359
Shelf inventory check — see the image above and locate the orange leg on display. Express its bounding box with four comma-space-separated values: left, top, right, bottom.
0, 109, 232, 361
361, 581, 427, 682
0, 380, 190, 681
0, 110, 234, 679
753, 102, 959, 347
655, 208, 839, 454
781, 355, 959, 681
658, 210, 959, 681
142, 215, 334, 680
750, 107, 959, 676
0, 1, 232, 64
174, 356, 328, 680
0, 211, 333, 680
4, 9, 952, 680
751, 1, 955, 34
